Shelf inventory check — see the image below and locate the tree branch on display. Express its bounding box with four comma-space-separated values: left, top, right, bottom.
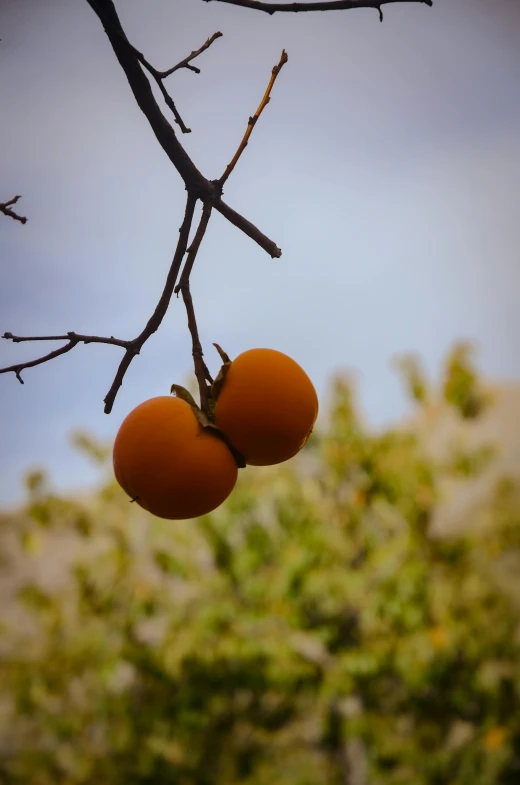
202, 0, 432, 18
0, 195, 27, 224
0, 332, 132, 385
1, 196, 197, 409
86, 0, 208, 186
175, 204, 214, 295
102, 192, 198, 413
158, 31, 223, 77
175, 203, 214, 413
154, 47, 288, 409
87, 6, 221, 132
214, 199, 282, 258
4, 0, 424, 412
2, 4, 284, 412
138, 63, 193, 134
219, 49, 288, 186
132, 32, 223, 133
85, 1, 281, 255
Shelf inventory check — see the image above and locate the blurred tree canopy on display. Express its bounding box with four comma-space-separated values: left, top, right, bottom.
1, 345, 520, 785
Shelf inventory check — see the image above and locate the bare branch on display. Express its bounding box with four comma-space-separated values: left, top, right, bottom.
0, 195, 27, 224
1, 343, 76, 385
5, 0, 423, 412
175, 203, 214, 295
202, 0, 432, 16
139, 61, 193, 134
85, 2, 281, 253
219, 50, 288, 186
3, 332, 130, 348
158, 32, 223, 78
214, 199, 282, 258
134, 33, 223, 132
175, 203, 214, 412
1, 195, 196, 410
1, 332, 132, 385
86, 0, 208, 185
1, 193, 279, 405
181, 285, 212, 411
103, 192, 197, 413
88, 5, 220, 134
1, 66, 280, 405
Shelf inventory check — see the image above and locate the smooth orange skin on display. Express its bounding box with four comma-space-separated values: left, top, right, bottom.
113, 396, 238, 520
214, 348, 319, 466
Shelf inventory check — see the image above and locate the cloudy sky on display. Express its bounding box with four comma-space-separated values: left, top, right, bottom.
1, 0, 519, 506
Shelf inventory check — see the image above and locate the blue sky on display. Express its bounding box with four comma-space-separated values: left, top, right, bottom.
1, 0, 519, 507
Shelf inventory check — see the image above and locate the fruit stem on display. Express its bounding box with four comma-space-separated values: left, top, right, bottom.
175, 203, 214, 417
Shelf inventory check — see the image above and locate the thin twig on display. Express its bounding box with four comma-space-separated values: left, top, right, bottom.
1, 332, 132, 385
182, 286, 212, 412
175, 203, 213, 294
175, 203, 214, 412
3, 331, 130, 347
202, 0, 432, 19
89, 1, 221, 133
103, 192, 197, 413
214, 199, 282, 258
158, 32, 223, 77
219, 50, 288, 186
0, 196, 27, 224
142, 65, 192, 133
139, 32, 223, 131
1, 195, 196, 408
86, 0, 206, 176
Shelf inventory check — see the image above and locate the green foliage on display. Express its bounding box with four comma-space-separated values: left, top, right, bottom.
394, 355, 428, 405
442, 343, 492, 419
1, 348, 520, 784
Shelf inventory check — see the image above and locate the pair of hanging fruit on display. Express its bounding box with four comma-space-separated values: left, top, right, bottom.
113, 348, 318, 519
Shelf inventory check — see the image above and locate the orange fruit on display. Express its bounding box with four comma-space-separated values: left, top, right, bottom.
214, 348, 318, 466
113, 396, 238, 519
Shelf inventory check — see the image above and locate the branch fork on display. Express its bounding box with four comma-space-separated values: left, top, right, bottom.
0, 195, 27, 224
2, 0, 431, 415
